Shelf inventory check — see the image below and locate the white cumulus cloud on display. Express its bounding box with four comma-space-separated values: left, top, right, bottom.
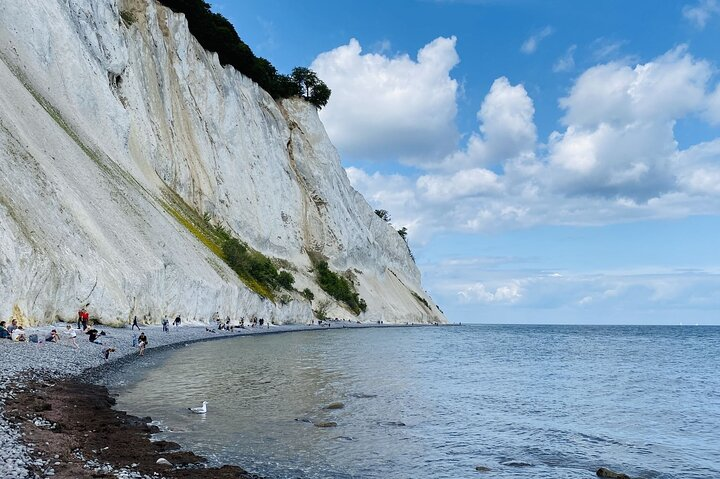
440, 77, 537, 171
312, 37, 460, 163
337, 44, 720, 236
417, 168, 503, 201
547, 46, 713, 200
458, 282, 523, 304
559, 46, 710, 128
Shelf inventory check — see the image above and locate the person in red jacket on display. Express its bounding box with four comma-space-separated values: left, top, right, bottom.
80, 307, 90, 330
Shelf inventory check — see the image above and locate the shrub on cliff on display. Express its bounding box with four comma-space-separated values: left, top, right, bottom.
374, 209, 415, 262
219, 235, 295, 294
313, 259, 367, 315
277, 271, 295, 290
157, 0, 330, 108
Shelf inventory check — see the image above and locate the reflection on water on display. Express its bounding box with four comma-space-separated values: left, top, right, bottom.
109, 325, 720, 479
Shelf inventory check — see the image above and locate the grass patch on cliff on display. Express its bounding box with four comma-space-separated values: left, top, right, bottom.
309, 252, 366, 315
120, 10, 136, 26
412, 291, 431, 309
161, 189, 296, 301
161, 189, 224, 258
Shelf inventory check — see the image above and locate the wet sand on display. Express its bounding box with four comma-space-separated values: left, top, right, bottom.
5, 376, 261, 478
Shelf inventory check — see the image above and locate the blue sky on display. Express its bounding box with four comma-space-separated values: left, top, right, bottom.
212, 0, 720, 324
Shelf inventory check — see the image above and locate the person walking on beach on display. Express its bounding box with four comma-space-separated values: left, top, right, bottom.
174, 315, 181, 327
64, 324, 79, 349
132, 315, 140, 330
138, 332, 148, 356
162, 317, 169, 333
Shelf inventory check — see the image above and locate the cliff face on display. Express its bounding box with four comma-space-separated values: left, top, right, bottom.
0, 0, 446, 325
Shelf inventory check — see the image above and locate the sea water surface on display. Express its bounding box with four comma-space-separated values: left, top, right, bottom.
108, 325, 720, 479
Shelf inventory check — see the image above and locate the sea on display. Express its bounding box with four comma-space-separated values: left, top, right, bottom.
107, 324, 720, 479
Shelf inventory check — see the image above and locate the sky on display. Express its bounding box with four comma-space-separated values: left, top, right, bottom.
211, 0, 720, 324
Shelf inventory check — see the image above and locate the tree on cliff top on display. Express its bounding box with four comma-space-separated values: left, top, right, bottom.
291, 68, 331, 109
157, 0, 330, 108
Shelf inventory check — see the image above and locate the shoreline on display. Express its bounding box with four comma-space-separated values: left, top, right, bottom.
4, 376, 262, 479
0, 321, 429, 478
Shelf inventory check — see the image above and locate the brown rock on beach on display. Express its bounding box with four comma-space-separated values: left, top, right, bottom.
5, 378, 262, 479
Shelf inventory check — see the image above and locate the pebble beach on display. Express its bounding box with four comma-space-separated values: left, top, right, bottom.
0, 320, 374, 479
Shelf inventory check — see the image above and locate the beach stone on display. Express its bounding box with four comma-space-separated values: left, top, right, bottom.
155, 458, 172, 466
314, 421, 338, 428
502, 461, 533, 467
475, 465, 491, 472
324, 402, 345, 410
597, 467, 631, 479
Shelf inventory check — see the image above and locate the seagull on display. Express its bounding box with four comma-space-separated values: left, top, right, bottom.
188, 401, 207, 414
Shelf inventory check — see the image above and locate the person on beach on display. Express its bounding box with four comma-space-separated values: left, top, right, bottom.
0, 321, 10, 339
11, 325, 27, 342
63, 324, 79, 349
45, 329, 60, 343
174, 315, 181, 327
138, 332, 148, 355
85, 325, 105, 344
132, 315, 140, 330
80, 307, 90, 330
77, 307, 83, 329
7, 319, 18, 334
103, 347, 116, 361
162, 317, 169, 332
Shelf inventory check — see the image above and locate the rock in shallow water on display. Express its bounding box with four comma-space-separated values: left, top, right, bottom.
324, 402, 345, 410
597, 467, 631, 478
313, 421, 338, 428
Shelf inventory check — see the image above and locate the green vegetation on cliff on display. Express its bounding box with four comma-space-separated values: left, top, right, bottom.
161, 189, 294, 301
309, 253, 367, 315
156, 0, 330, 108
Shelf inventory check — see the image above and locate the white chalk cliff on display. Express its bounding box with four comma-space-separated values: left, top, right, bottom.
0, 0, 446, 325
